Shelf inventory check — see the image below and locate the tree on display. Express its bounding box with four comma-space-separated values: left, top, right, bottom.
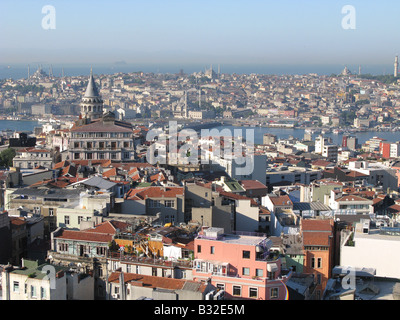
0, 148, 16, 167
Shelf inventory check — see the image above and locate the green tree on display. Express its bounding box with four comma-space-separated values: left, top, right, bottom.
0, 148, 16, 167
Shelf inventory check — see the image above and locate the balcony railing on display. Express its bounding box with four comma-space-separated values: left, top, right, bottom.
107, 251, 193, 268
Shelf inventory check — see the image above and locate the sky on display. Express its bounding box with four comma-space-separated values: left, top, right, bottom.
1, 0, 400, 68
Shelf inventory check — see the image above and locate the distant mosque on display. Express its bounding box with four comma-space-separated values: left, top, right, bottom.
341, 66, 352, 76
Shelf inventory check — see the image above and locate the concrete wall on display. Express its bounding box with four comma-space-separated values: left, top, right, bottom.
235, 199, 259, 233
340, 230, 400, 279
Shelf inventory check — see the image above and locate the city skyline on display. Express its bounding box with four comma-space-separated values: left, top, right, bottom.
1, 0, 400, 67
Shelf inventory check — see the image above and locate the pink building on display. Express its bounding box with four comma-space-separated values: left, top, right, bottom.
192, 227, 291, 300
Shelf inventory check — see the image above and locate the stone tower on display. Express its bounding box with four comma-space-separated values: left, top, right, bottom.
80, 68, 103, 122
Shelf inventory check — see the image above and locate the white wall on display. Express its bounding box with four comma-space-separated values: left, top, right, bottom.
340, 230, 400, 279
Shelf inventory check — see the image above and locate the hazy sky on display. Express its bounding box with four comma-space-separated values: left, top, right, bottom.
1, 0, 400, 66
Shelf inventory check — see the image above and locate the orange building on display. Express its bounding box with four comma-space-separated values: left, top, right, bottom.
300, 218, 334, 300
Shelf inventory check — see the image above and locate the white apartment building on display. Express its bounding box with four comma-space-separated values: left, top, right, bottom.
322, 144, 338, 162
340, 220, 400, 279
12, 147, 53, 169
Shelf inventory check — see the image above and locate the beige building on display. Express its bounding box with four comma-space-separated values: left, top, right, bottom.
69, 70, 136, 162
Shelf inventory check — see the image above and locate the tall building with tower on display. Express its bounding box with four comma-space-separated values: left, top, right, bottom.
68, 69, 136, 162
395, 56, 398, 77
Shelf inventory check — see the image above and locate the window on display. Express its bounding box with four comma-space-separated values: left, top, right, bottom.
31, 285, 37, 298
58, 243, 68, 252
149, 200, 161, 208
197, 245, 201, 253
267, 271, 275, 280
210, 246, 215, 254
96, 247, 106, 256
242, 267, 250, 276
164, 200, 175, 207
49, 208, 54, 216
232, 286, 241, 297
40, 287, 46, 299
78, 216, 84, 224
256, 269, 264, 277
74, 153, 80, 160
64, 216, 70, 225
242, 250, 250, 259
216, 283, 225, 291
13, 281, 19, 293
249, 287, 258, 298
317, 274, 322, 285
311, 257, 315, 268
270, 287, 279, 299
317, 258, 322, 268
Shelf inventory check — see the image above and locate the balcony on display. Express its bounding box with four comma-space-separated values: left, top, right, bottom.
107, 251, 193, 269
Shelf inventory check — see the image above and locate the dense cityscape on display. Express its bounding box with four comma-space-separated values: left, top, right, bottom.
1, 1, 400, 308
0, 60, 400, 302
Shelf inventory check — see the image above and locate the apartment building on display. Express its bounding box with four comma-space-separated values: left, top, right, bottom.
192, 227, 291, 300
1, 259, 94, 300
123, 186, 185, 224
300, 218, 334, 300
12, 147, 53, 169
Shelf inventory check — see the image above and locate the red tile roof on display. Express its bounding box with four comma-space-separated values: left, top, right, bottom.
335, 195, 371, 202
55, 229, 112, 243
301, 219, 333, 232
10, 217, 27, 227
108, 272, 207, 292
70, 119, 133, 133
85, 220, 131, 234
301, 219, 333, 247
240, 180, 268, 190
269, 195, 293, 206
126, 186, 184, 200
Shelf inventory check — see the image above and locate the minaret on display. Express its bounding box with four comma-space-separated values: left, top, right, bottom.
80, 67, 104, 123
184, 91, 188, 118
395, 56, 398, 77
198, 88, 202, 109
